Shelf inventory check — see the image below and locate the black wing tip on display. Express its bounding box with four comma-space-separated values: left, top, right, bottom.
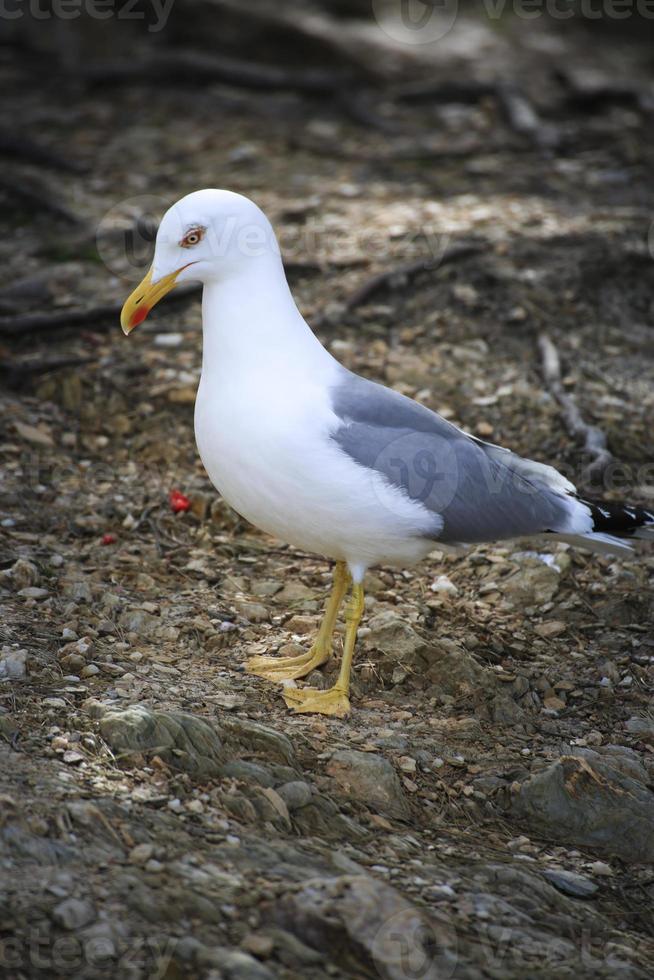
580, 498, 654, 538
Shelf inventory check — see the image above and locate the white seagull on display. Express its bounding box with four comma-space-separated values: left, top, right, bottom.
120, 189, 653, 716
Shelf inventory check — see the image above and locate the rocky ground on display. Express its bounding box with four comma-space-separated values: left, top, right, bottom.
1, 12, 654, 980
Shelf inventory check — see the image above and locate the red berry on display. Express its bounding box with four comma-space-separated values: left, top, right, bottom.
169, 489, 191, 513
101, 533, 116, 545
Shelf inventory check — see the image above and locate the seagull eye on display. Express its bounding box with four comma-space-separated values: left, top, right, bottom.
180, 227, 204, 248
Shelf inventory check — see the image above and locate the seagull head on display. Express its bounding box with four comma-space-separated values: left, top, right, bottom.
120, 188, 278, 335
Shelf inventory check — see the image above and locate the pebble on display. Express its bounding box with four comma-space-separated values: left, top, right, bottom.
6, 558, 39, 590
0, 648, 28, 680
588, 861, 613, 877
430, 574, 458, 596
624, 716, 654, 742
275, 781, 312, 811
129, 843, 155, 865
543, 695, 566, 711
81, 664, 100, 678
52, 897, 96, 930
241, 933, 275, 959
543, 869, 598, 898
154, 332, 184, 347
17, 587, 49, 599
423, 883, 456, 901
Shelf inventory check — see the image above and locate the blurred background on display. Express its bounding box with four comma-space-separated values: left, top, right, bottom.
1, 6, 654, 976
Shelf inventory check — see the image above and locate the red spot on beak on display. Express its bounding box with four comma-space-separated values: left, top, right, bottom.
130, 305, 149, 328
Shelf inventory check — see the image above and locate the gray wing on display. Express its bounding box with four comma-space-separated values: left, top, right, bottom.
330, 368, 576, 544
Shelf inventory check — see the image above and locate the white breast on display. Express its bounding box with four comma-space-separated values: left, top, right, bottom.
194, 363, 435, 572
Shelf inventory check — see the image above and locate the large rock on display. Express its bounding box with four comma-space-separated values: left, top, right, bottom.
361, 612, 486, 695
99, 706, 225, 777
508, 750, 654, 863
502, 550, 570, 606
265, 875, 457, 980
326, 750, 409, 819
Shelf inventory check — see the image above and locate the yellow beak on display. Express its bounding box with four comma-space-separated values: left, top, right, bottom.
120, 264, 185, 335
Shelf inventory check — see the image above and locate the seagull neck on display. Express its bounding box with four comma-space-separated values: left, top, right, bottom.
200, 260, 328, 375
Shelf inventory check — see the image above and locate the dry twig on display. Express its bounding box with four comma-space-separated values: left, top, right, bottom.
312, 241, 487, 329
538, 333, 613, 483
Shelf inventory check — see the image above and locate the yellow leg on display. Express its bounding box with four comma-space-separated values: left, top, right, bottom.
246, 562, 350, 681
283, 581, 365, 717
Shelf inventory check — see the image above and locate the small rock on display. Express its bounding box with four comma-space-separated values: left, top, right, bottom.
238, 601, 270, 623
81, 664, 100, 678
588, 861, 613, 877
429, 574, 458, 596
13, 420, 54, 447
543, 695, 566, 712
241, 933, 275, 959
129, 843, 155, 865
542, 869, 598, 898
6, 558, 39, 591
154, 332, 183, 347
534, 621, 567, 638
624, 716, 654, 744
17, 587, 49, 600
275, 781, 312, 811
52, 897, 96, 930
0, 648, 28, 680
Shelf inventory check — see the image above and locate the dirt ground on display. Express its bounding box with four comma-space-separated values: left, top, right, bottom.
1, 11, 654, 980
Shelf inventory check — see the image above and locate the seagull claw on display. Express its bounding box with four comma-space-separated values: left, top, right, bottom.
283, 684, 351, 717
246, 644, 330, 681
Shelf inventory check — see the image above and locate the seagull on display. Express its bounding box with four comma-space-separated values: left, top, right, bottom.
120, 189, 654, 717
